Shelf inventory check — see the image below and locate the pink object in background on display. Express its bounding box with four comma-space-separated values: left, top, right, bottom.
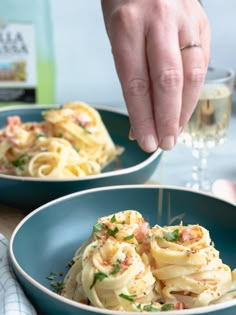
212, 179, 236, 204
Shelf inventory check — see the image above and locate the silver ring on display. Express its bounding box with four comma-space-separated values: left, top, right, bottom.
180, 40, 202, 51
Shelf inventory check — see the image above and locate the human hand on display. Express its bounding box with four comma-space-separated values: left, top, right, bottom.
101, 0, 210, 152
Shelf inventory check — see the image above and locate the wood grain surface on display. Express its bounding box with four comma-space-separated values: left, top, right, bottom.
0, 203, 27, 239
0, 180, 158, 240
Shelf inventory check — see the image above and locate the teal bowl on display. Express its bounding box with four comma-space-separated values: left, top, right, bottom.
10, 185, 236, 315
0, 105, 162, 210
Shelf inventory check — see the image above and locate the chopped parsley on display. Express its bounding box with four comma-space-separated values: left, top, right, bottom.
79, 122, 91, 134
119, 293, 137, 302
110, 214, 117, 223
90, 272, 108, 289
73, 145, 80, 152
46, 272, 57, 280
161, 304, 174, 311
163, 229, 180, 242
93, 222, 104, 232
68, 259, 75, 268
107, 226, 119, 237
110, 263, 122, 275
124, 234, 134, 241
11, 154, 27, 170
135, 303, 142, 310
143, 304, 160, 312
46, 272, 65, 295
34, 132, 44, 139
50, 280, 64, 295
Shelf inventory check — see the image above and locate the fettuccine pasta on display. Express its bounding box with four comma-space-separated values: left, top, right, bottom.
61, 210, 236, 312
0, 101, 123, 178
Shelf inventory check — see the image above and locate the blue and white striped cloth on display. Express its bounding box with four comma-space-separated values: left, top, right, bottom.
0, 234, 37, 315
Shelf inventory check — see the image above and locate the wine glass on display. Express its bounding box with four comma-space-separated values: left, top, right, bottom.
179, 65, 235, 191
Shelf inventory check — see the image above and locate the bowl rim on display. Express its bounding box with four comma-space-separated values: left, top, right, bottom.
0, 104, 162, 182
9, 184, 236, 315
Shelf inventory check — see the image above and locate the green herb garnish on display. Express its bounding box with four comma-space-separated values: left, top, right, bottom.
124, 234, 134, 241
143, 304, 160, 312
107, 226, 119, 237
11, 154, 27, 170
110, 214, 117, 223
79, 122, 91, 134
163, 229, 180, 242
46, 272, 57, 280
73, 145, 80, 152
90, 272, 108, 289
161, 304, 174, 311
93, 222, 104, 232
34, 132, 44, 139
119, 293, 137, 302
50, 280, 64, 294
68, 259, 75, 268
110, 263, 122, 275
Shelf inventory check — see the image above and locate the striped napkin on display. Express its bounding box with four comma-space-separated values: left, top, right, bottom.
0, 234, 37, 315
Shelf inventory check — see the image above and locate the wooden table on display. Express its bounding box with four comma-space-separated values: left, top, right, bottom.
0, 203, 27, 239
0, 180, 157, 240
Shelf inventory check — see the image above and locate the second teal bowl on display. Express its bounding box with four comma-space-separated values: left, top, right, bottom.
0, 105, 162, 210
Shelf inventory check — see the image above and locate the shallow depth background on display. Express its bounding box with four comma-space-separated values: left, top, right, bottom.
50, 0, 236, 106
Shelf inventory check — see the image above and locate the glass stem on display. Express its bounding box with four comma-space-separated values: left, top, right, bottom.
190, 147, 211, 191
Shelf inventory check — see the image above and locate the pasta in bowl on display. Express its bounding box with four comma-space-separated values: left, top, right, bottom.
9, 185, 236, 315
61, 210, 236, 312
0, 101, 123, 178
0, 103, 162, 209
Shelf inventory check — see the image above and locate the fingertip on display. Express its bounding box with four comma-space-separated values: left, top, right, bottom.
129, 127, 159, 152
139, 134, 158, 153
159, 135, 175, 151
129, 127, 136, 140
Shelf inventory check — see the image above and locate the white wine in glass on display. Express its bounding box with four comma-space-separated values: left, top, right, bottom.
179, 66, 235, 191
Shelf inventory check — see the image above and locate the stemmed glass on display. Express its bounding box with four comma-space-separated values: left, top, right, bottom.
179, 65, 235, 191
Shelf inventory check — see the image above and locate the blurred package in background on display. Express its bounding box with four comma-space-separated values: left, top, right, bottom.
0, 0, 55, 106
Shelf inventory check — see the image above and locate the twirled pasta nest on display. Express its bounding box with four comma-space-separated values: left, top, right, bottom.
61, 210, 236, 312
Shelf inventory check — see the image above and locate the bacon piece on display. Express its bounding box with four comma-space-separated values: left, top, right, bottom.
134, 222, 149, 242
7, 116, 22, 131
174, 301, 185, 310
